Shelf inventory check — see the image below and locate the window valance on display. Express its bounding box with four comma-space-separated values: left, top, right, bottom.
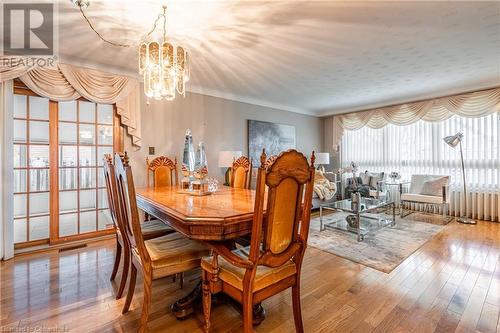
332, 87, 500, 149
0, 57, 142, 147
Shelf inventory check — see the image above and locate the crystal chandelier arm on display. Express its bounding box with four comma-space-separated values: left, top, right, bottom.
76, 4, 166, 48
78, 6, 131, 47
143, 13, 165, 40
162, 6, 167, 40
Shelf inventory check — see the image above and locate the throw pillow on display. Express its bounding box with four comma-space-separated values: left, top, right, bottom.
369, 172, 384, 189
360, 171, 371, 185
420, 177, 448, 196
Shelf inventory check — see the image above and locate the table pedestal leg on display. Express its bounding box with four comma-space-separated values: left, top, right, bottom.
171, 280, 266, 325
171, 281, 202, 319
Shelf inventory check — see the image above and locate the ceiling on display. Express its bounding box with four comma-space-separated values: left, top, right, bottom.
34, 1, 500, 116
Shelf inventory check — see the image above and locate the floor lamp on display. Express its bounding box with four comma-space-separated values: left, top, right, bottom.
443, 132, 476, 224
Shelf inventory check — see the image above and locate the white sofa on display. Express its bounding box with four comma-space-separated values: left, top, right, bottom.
400, 174, 451, 222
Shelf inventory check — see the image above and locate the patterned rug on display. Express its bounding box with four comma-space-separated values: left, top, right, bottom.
308, 211, 445, 273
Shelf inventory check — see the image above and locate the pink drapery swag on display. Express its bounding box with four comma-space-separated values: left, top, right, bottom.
0, 57, 142, 147
331, 87, 500, 150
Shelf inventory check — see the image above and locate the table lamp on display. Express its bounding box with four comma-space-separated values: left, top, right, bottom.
314, 152, 330, 172
218, 151, 242, 185
443, 132, 476, 224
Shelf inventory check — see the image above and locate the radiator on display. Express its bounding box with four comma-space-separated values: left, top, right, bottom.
392, 188, 500, 222
449, 190, 500, 222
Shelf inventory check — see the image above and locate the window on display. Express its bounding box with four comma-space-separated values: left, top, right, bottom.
12, 83, 120, 247
341, 114, 500, 190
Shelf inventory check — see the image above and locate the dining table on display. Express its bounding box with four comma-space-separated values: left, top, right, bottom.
135, 185, 266, 324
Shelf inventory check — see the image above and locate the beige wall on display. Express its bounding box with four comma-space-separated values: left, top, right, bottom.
125, 91, 323, 187
322, 115, 340, 170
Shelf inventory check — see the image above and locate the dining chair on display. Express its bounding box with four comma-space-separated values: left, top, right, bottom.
230, 156, 252, 189
265, 154, 278, 168
104, 154, 175, 300
146, 155, 179, 187
114, 152, 210, 332
145, 155, 186, 286
201, 149, 316, 333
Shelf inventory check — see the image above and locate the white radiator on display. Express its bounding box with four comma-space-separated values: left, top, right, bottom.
449, 190, 500, 222
392, 188, 500, 222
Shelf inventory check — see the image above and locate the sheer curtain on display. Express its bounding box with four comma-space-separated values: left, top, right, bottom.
341, 113, 500, 221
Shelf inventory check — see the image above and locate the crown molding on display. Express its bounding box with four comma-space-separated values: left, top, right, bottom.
56, 55, 315, 116
186, 85, 314, 116
57, 55, 140, 78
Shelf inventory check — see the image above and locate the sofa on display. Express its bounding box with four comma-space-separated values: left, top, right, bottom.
344, 171, 385, 199
312, 170, 338, 209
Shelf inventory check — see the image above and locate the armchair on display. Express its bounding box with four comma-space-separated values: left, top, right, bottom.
400, 174, 451, 222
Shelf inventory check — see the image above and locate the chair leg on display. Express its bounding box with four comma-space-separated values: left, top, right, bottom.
139, 273, 153, 333
110, 240, 122, 281
122, 264, 137, 314
442, 203, 453, 224
292, 284, 304, 333
400, 201, 415, 219
180, 272, 184, 289
242, 291, 253, 333
202, 271, 211, 332
116, 246, 130, 299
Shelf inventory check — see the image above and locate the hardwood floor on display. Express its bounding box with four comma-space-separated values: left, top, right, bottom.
1, 218, 499, 332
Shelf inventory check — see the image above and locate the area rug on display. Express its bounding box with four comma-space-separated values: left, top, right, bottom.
308, 212, 445, 273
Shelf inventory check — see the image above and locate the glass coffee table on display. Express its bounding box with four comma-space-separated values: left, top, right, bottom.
319, 197, 396, 241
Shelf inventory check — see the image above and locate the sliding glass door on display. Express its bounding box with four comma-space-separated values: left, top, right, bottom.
57, 100, 115, 242
13, 84, 120, 248
13, 94, 51, 245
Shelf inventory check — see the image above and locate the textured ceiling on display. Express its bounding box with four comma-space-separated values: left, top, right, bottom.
25, 1, 500, 115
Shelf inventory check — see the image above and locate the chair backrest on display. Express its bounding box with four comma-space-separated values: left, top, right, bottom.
146, 156, 178, 187
103, 154, 122, 233
249, 149, 315, 268
231, 156, 252, 189
265, 155, 278, 169
409, 174, 450, 194
114, 153, 151, 264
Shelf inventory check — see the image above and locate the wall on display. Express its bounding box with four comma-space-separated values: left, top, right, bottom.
125, 91, 323, 187
322, 115, 341, 171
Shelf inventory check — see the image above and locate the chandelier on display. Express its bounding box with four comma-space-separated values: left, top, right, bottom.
73, 1, 190, 101
139, 6, 190, 101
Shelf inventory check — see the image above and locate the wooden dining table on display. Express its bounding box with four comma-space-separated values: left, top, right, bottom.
136, 185, 266, 323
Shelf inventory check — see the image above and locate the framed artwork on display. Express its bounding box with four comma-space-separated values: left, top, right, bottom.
248, 120, 296, 165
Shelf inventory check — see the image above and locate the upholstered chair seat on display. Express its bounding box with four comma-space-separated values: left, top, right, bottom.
201, 246, 297, 292
140, 219, 175, 240
136, 233, 209, 279
400, 193, 445, 205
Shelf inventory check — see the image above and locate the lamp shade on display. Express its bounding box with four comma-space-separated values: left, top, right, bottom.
218, 151, 242, 167
314, 152, 330, 165
443, 132, 463, 148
